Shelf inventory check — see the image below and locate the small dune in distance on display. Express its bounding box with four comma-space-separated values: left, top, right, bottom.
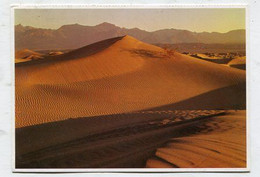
15, 32, 246, 168
15, 49, 66, 63
228, 56, 246, 70
181, 52, 246, 70
15, 49, 43, 63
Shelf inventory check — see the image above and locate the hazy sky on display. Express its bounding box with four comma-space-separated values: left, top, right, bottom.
15, 8, 245, 33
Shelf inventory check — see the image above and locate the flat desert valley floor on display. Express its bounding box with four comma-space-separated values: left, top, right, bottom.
15, 35, 246, 168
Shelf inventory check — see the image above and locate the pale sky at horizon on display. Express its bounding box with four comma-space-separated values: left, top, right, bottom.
15, 8, 245, 33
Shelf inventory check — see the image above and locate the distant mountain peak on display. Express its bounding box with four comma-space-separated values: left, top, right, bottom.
121, 35, 138, 41
226, 29, 245, 33
95, 22, 115, 27
15, 24, 24, 30
16, 24, 23, 27
15, 24, 36, 32
58, 23, 86, 30
129, 27, 140, 30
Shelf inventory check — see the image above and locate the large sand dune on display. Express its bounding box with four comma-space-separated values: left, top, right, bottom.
15, 35, 246, 128
15, 35, 247, 169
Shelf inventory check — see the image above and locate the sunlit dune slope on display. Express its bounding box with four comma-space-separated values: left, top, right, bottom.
15, 36, 151, 84
16, 35, 246, 128
146, 110, 246, 168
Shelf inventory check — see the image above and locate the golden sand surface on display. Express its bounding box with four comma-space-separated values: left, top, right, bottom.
15, 36, 246, 168
16, 110, 235, 168
146, 110, 246, 168
15, 36, 245, 128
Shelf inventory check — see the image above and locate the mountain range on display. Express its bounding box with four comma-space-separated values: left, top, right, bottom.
15, 22, 245, 50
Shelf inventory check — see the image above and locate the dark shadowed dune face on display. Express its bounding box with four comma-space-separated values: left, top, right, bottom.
145, 83, 246, 110
15, 36, 124, 66
230, 64, 246, 70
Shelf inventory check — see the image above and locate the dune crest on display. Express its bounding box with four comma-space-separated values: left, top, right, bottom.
16, 35, 163, 85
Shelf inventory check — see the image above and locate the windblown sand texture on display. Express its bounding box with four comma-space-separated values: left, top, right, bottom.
15, 35, 246, 168
16, 35, 245, 128
146, 110, 246, 168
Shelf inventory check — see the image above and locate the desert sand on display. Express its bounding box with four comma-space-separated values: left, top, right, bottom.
146, 110, 246, 168
15, 35, 246, 168
228, 56, 246, 70
15, 35, 245, 128
48, 51, 64, 56
16, 110, 234, 168
15, 49, 43, 63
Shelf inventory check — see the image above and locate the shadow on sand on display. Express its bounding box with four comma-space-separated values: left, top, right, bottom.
15, 83, 245, 168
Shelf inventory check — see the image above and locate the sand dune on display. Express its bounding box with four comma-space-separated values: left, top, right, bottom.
191, 54, 233, 65
15, 49, 42, 59
15, 35, 247, 169
15, 36, 148, 84
146, 110, 246, 168
15, 35, 246, 128
228, 57, 246, 70
15, 49, 43, 63
196, 53, 223, 60
48, 51, 64, 56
